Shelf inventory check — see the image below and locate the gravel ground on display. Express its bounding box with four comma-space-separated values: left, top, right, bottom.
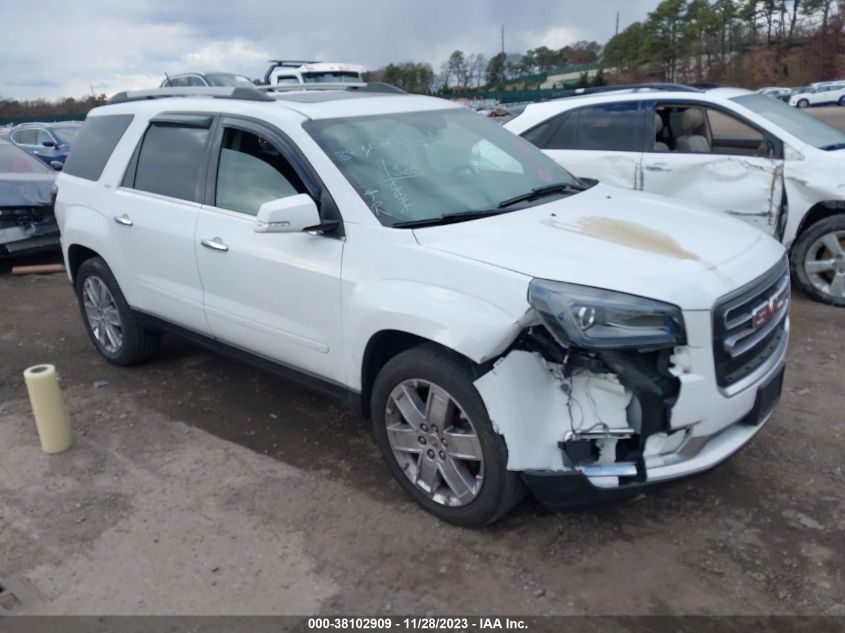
0, 104, 843, 616
0, 268, 843, 616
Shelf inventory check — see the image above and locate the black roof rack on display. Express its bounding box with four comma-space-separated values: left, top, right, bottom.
548, 83, 704, 101
263, 60, 320, 84
257, 81, 405, 95
267, 59, 319, 67
108, 86, 274, 105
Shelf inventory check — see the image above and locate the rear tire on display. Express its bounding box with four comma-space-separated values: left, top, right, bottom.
371, 344, 525, 527
790, 215, 845, 307
75, 257, 160, 365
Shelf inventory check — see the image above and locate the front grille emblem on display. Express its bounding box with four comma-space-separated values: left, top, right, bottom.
750, 286, 788, 330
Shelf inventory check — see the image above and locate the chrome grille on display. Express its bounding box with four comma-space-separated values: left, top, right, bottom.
712, 258, 789, 390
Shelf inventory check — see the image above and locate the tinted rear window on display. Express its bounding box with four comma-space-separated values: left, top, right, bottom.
132, 124, 210, 202
547, 103, 641, 152
63, 115, 134, 181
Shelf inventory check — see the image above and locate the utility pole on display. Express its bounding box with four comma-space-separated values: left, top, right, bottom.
501, 24, 505, 55
615, 11, 620, 36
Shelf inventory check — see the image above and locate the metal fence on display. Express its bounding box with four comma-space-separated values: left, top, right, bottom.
1, 113, 87, 125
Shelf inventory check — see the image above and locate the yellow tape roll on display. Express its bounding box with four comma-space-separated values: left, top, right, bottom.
23, 364, 71, 454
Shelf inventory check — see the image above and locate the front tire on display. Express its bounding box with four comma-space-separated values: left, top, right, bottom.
371, 344, 524, 527
75, 257, 160, 365
797, 98, 809, 108
790, 215, 845, 306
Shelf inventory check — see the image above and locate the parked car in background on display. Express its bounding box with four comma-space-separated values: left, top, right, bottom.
263, 60, 366, 85
788, 83, 845, 108
757, 87, 793, 102
9, 121, 82, 168
55, 85, 787, 525
160, 72, 256, 88
0, 140, 60, 258
504, 84, 845, 305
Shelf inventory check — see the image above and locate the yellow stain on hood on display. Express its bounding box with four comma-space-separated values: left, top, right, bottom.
541, 215, 733, 282
541, 216, 700, 260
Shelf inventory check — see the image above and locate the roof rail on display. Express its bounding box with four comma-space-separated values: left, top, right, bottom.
258, 82, 405, 95
267, 59, 320, 67
108, 86, 274, 105
549, 83, 703, 100
258, 82, 367, 92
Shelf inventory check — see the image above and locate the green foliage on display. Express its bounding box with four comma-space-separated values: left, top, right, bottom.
600, 0, 842, 85
485, 52, 508, 87
374, 62, 435, 94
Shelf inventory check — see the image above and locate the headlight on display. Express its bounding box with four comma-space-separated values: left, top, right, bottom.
528, 279, 686, 350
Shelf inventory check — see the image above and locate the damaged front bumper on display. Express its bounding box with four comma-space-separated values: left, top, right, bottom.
474, 302, 788, 506
0, 207, 60, 257
520, 373, 782, 507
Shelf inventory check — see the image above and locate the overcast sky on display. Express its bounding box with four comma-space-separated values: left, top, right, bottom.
0, 0, 662, 100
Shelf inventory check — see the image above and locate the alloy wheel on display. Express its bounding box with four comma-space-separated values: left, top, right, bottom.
804, 230, 845, 300
385, 379, 484, 507
82, 276, 124, 353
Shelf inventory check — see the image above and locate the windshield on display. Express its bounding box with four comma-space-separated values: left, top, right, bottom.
205, 74, 255, 87
53, 126, 80, 144
733, 93, 845, 149
0, 143, 52, 173
302, 71, 363, 83
305, 108, 581, 227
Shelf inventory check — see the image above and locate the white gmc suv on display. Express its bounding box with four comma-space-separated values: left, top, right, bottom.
55, 85, 789, 526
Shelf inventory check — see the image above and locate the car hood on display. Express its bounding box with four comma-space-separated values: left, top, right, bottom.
0, 173, 56, 207
413, 184, 786, 311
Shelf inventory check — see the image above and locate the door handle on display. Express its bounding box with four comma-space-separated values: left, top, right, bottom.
201, 237, 229, 252
113, 214, 133, 226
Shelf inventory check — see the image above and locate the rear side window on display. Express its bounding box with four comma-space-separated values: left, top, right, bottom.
14, 129, 37, 145
521, 117, 560, 148
133, 124, 210, 202
547, 103, 641, 152
63, 115, 134, 181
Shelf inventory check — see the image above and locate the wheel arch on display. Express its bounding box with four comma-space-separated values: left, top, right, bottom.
791, 201, 845, 254
359, 330, 479, 419
67, 243, 102, 283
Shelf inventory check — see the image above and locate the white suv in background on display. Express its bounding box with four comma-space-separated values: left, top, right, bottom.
55, 85, 787, 526
789, 83, 845, 108
505, 85, 845, 306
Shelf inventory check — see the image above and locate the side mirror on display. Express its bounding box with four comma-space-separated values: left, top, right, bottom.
254, 194, 320, 233
50, 160, 63, 171
42, 139, 55, 147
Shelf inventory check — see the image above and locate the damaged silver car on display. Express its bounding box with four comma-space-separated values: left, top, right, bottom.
0, 140, 60, 258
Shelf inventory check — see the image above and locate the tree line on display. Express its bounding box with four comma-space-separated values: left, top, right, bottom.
603, 0, 844, 86
1, 95, 107, 124
365, 41, 601, 94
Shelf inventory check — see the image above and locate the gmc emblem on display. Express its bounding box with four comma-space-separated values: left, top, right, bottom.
751, 287, 788, 330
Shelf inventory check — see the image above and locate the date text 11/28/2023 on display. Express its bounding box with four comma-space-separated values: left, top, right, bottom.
307, 617, 529, 630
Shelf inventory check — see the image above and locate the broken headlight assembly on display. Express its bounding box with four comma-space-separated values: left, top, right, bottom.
527, 279, 686, 350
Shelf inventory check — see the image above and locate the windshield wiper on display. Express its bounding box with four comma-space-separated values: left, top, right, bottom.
496, 182, 586, 209
391, 209, 512, 229
820, 142, 845, 151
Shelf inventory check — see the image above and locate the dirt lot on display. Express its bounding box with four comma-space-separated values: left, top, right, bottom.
0, 106, 843, 617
